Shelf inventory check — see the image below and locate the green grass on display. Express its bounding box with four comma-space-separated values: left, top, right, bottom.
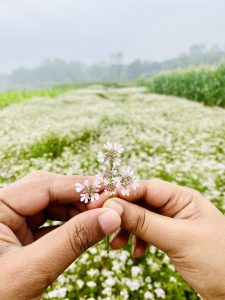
0, 84, 87, 109
138, 64, 225, 107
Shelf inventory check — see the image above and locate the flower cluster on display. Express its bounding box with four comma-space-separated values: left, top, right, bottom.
75, 142, 139, 202
75, 179, 101, 203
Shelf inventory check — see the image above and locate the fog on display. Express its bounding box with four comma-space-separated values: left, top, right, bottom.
0, 0, 225, 74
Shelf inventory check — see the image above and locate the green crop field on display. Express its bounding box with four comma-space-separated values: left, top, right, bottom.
139, 64, 225, 107
0, 85, 224, 299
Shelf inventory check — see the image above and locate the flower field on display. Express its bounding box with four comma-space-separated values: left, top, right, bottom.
0, 85, 224, 299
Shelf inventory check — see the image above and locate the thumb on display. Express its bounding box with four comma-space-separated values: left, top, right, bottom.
104, 198, 186, 253
23, 208, 121, 290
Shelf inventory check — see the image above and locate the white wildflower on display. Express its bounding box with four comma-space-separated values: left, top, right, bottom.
88, 247, 97, 255
131, 266, 143, 277
120, 289, 129, 299
86, 281, 97, 288
145, 276, 152, 283
102, 287, 112, 296
127, 279, 141, 291
76, 279, 84, 289
144, 291, 154, 299
87, 268, 99, 277
104, 276, 116, 287
170, 276, 177, 282
97, 142, 123, 166
48, 288, 67, 298
155, 288, 166, 299
120, 167, 140, 196
75, 179, 100, 203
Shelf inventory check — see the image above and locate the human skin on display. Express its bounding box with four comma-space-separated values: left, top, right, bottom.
0, 171, 121, 300
100, 179, 225, 300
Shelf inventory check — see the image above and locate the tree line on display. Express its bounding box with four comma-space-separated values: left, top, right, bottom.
0, 44, 225, 90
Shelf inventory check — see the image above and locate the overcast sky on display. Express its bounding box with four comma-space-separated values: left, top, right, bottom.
0, 0, 225, 74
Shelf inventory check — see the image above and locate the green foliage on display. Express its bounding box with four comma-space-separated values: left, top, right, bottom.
139, 64, 225, 107
0, 84, 85, 109
26, 129, 100, 159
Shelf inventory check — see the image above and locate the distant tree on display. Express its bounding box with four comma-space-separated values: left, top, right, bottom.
189, 43, 206, 55
110, 52, 124, 65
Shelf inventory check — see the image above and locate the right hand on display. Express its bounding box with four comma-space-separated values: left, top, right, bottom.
102, 179, 225, 300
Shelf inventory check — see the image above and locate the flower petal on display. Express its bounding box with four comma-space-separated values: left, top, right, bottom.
75, 183, 84, 192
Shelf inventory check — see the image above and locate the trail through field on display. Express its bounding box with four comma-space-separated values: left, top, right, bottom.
0, 85, 224, 299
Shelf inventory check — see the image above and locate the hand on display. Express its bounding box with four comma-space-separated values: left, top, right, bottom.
102, 179, 225, 300
0, 171, 121, 300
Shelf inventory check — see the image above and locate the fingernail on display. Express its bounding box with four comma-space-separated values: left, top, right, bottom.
99, 210, 121, 235
109, 227, 121, 243
104, 200, 123, 216
131, 235, 137, 257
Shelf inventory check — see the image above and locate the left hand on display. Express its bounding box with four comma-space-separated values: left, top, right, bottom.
0, 171, 121, 300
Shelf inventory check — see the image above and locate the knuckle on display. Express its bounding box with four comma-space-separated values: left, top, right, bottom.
184, 187, 202, 200
131, 208, 149, 236
66, 222, 90, 258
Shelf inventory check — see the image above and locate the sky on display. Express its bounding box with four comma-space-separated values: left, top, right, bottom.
0, 0, 225, 74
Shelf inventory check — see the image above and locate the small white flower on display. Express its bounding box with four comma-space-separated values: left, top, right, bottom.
80, 193, 89, 203
104, 177, 121, 195
48, 287, 67, 298
131, 266, 142, 277
102, 287, 112, 296
120, 289, 129, 299
74, 182, 83, 192
75, 179, 100, 203
105, 276, 116, 286
87, 268, 99, 277
97, 142, 124, 166
76, 279, 84, 289
145, 276, 152, 283
86, 281, 97, 288
170, 276, 177, 282
155, 288, 166, 299
88, 247, 97, 255
127, 279, 140, 291
96, 166, 117, 185
144, 291, 154, 299
97, 151, 105, 163
119, 167, 140, 196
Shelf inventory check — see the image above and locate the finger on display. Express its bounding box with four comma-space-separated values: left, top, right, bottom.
23, 208, 121, 291
0, 171, 94, 216
103, 198, 186, 252
109, 228, 130, 249
27, 204, 80, 230
114, 179, 206, 218
87, 191, 109, 210
32, 226, 60, 240
88, 179, 179, 210
131, 236, 147, 258
115, 179, 178, 207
